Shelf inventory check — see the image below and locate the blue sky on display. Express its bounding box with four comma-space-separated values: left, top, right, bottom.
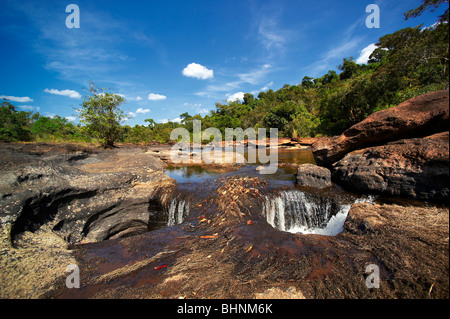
0, 0, 446, 126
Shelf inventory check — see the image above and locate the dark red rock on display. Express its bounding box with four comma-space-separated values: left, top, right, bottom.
312, 90, 449, 166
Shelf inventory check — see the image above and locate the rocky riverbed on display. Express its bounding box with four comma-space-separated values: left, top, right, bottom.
0, 138, 448, 299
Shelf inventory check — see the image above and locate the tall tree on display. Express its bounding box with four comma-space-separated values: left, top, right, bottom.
76, 82, 127, 148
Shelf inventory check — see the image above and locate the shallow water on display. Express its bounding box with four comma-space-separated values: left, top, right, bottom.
164, 149, 369, 236
165, 149, 315, 184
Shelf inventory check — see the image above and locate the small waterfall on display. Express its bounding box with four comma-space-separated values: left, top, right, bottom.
167, 198, 190, 226
262, 190, 373, 236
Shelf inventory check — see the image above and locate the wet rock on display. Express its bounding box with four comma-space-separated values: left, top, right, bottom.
296, 164, 332, 189
332, 132, 449, 202
312, 90, 449, 166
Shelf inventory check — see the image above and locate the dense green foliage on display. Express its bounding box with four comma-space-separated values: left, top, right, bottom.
1, 1, 448, 144
0, 100, 32, 142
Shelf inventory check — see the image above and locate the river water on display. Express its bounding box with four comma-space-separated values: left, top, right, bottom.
164, 149, 374, 236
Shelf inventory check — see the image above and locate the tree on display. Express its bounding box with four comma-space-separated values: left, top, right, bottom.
405, 0, 449, 23
322, 70, 340, 84
243, 93, 254, 105
0, 99, 32, 141
76, 83, 127, 148
144, 118, 156, 129
32, 115, 75, 139
339, 58, 361, 80
301, 76, 314, 88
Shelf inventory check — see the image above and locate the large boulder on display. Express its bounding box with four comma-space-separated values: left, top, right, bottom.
296, 164, 332, 189
312, 90, 449, 166
332, 132, 449, 202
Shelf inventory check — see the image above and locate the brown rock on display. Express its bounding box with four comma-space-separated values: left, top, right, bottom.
312, 90, 449, 166
332, 132, 449, 201
296, 164, 332, 189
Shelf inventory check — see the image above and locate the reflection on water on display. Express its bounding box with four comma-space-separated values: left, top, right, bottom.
165, 149, 316, 184
165, 165, 222, 183
275, 149, 316, 165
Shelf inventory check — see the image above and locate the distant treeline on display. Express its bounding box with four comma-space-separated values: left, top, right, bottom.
1, 8, 448, 145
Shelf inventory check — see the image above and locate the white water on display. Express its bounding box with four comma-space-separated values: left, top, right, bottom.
167, 199, 190, 226
262, 190, 374, 236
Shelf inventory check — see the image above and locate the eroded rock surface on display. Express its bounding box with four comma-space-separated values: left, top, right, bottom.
0, 143, 175, 298
332, 132, 449, 202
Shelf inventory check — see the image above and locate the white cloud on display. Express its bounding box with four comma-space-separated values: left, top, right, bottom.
260, 81, 274, 92
65, 116, 76, 122
0, 95, 33, 103
158, 117, 182, 124
258, 18, 289, 52
135, 96, 142, 101
148, 93, 167, 101
195, 64, 273, 98
356, 43, 378, 64
128, 112, 136, 118
182, 63, 214, 80
44, 88, 81, 99
17, 105, 40, 111
307, 37, 362, 76
136, 108, 150, 114
227, 92, 245, 102
238, 64, 272, 85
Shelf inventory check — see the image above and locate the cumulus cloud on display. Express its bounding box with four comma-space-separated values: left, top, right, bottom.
0, 95, 33, 103
182, 63, 214, 80
136, 108, 150, 114
135, 96, 143, 101
65, 116, 76, 122
356, 43, 378, 65
148, 93, 167, 101
227, 92, 245, 102
44, 88, 81, 99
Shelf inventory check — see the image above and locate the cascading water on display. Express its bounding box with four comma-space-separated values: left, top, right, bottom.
167, 198, 190, 226
262, 190, 373, 236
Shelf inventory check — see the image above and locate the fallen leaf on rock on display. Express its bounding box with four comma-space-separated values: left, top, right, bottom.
154, 264, 168, 270
200, 233, 218, 239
